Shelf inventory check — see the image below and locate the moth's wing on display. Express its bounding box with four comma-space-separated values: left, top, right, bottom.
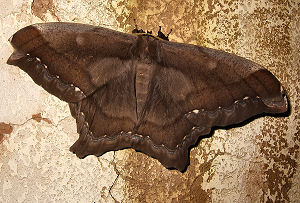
159, 41, 287, 116
135, 41, 288, 170
7, 22, 137, 102
7, 22, 139, 157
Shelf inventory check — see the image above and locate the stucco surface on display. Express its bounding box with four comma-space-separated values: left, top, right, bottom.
0, 0, 299, 202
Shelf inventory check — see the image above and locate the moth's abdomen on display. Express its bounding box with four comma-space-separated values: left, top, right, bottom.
135, 63, 154, 120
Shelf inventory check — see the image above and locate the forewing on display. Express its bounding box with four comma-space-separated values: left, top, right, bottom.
155, 41, 288, 125
7, 22, 137, 102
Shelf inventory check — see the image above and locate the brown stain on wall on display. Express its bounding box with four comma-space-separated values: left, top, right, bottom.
0, 122, 13, 144
243, 159, 266, 202
31, 0, 58, 21
117, 148, 214, 202
260, 117, 299, 202
32, 113, 52, 124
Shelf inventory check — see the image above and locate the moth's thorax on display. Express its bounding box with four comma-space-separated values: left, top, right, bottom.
134, 36, 160, 61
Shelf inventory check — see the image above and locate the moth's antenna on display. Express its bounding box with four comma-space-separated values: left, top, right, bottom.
132, 19, 140, 34
167, 29, 173, 37
132, 19, 145, 34
134, 19, 138, 29
157, 26, 170, 41
157, 26, 163, 37
158, 26, 162, 32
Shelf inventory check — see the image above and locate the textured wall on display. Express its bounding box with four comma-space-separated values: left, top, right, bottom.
0, 0, 299, 202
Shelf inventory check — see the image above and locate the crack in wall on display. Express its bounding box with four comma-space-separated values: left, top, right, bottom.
108, 151, 120, 203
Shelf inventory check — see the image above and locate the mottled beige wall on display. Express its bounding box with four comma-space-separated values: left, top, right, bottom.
0, 0, 299, 202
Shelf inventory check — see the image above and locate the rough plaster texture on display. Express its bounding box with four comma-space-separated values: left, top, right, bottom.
0, 0, 299, 202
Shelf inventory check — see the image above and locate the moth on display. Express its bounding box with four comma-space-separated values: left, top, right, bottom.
7, 22, 288, 171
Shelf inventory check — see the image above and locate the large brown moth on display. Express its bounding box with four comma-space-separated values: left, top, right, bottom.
7, 22, 288, 171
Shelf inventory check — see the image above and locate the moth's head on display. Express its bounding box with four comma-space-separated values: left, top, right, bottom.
132, 21, 172, 41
